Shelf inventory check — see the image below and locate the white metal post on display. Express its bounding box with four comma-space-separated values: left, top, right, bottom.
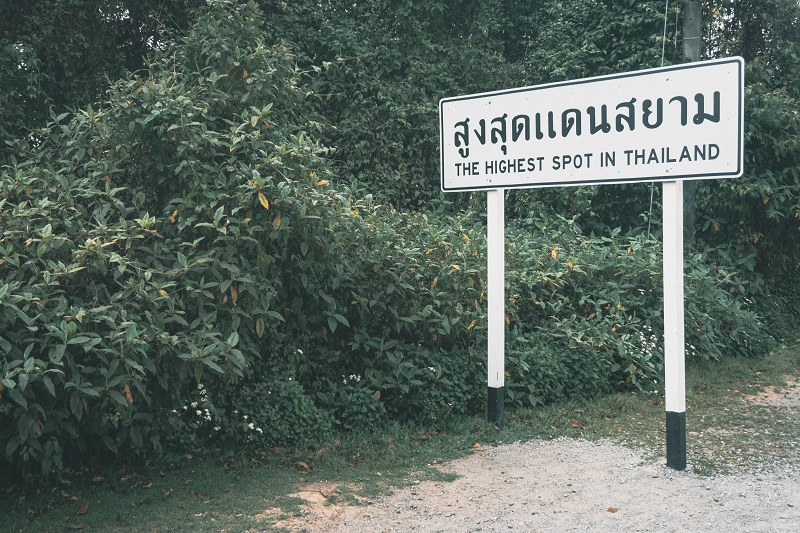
663, 180, 686, 470
487, 189, 505, 427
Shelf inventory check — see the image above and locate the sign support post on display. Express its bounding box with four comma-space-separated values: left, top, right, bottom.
663, 180, 687, 469
487, 188, 505, 427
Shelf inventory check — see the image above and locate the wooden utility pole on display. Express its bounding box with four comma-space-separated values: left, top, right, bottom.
681, 0, 702, 244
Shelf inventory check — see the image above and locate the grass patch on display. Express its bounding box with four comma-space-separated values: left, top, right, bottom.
2, 344, 798, 531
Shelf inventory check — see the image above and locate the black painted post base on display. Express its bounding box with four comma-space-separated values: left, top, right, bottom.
666, 411, 686, 470
488, 386, 504, 428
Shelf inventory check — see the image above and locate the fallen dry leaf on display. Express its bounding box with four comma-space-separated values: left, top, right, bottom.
607, 507, 619, 513
76, 502, 89, 515
314, 447, 329, 457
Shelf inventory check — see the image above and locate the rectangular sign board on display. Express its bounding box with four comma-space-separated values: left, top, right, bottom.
440, 57, 744, 192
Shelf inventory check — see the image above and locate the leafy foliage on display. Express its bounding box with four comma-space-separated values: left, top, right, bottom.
0, 0, 793, 480
0, 0, 342, 476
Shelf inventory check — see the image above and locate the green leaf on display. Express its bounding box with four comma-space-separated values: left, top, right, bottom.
70, 392, 83, 420
42, 375, 56, 397
18, 416, 31, 442
226, 331, 239, 347
266, 311, 284, 322
5, 436, 20, 457
0, 336, 11, 354
103, 435, 119, 454
204, 360, 224, 374
8, 387, 28, 409
213, 205, 225, 225
108, 390, 128, 407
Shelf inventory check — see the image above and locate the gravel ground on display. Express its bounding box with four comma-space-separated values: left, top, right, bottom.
272, 382, 800, 532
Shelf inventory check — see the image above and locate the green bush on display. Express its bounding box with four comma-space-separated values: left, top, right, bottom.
316, 377, 387, 432
1, 0, 784, 481
0, 0, 340, 476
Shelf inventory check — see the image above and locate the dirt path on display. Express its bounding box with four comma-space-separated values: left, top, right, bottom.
272, 381, 800, 532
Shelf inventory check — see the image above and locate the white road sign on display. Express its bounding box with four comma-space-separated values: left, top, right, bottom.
439, 57, 744, 192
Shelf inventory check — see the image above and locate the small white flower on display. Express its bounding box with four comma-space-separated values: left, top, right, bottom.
256, 427, 263, 433
196, 410, 202, 416
213, 426, 220, 431
248, 422, 255, 430
191, 402, 198, 408
297, 349, 304, 354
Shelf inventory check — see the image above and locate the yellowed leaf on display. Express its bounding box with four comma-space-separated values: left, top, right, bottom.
255, 317, 265, 338
431, 277, 438, 288
373, 390, 381, 400
230, 286, 238, 306
450, 264, 461, 271
158, 289, 169, 298
123, 384, 134, 404
467, 319, 476, 330
566, 259, 573, 269
763, 196, 770, 204
551, 247, 558, 259
169, 210, 178, 224
272, 215, 281, 231
314, 179, 329, 187
504, 313, 510, 325
258, 192, 269, 209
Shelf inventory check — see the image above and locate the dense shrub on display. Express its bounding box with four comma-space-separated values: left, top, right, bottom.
0, 0, 342, 476
0, 0, 783, 480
